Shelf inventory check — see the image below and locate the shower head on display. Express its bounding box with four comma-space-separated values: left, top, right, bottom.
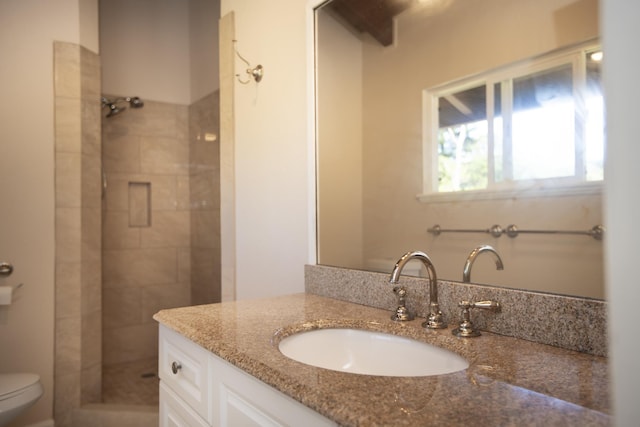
101, 96, 144, 117
105, 103, 125, 117
127, 97, 144, 108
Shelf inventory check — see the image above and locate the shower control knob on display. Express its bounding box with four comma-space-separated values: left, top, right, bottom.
171, 361, 182, 374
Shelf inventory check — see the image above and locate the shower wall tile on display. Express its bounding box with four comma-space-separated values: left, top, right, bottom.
102, 134, 141, 173
102, 97, 193, 374
135, 102, 184, 138
178, 248, 191, 284
81, 310, 101, 369
190, 141, 219, 172
81, 99, 101, 156
55, 97, 82, 153
189, 91, 221, 306
103, 323, 158, 365
103, 248, 177, 288
104, 173, 185, 212
177, 175, 191, 210
56, 316, 82, 374
54, 371, 81, 427
191, 248, 220, 305
140, 211, 190, 248
102, 175, 128, 212
56, 208, 82, 263
103, 287, 143, 330
137, 102, 188, 139
190, 172, 217, 210
99, 94, 219, 381
102, 212, 141, 249
80, 363, 101, 405
102, 101, 186, 139
56, 262, 82, 319
81, 207, 101, 262
192, 210, 218, 249
81, 153, 102, 209
128, 182, 151, 227
190, 91, 220, 136
191, 248, 217, 284
54, 41, 103, 423
80, 47, 100, 100
54, 42, 81, 99
149, 175, 184, 211
140, 136, 190, 175
81, 257, 101, 314
102, 174, 133, 212
56, 152, 82, 208
141, 282, 191, 321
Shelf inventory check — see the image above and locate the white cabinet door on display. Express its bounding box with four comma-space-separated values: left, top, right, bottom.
159, 325, 212, 423
158, 325, 336, 427
211, 355, 336, 427
160, 382, 209, 427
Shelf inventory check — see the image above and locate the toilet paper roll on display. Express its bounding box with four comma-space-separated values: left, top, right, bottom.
0, 286, 12, 305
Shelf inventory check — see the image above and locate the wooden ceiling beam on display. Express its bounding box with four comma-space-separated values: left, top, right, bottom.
328, 0, 414, 47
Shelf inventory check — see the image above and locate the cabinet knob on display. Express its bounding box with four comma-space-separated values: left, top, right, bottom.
171, 361, 182, 374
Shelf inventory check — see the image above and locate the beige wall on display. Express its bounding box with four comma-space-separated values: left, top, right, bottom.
99, 0, 220, 106
220, 0, 313, 299
99, 0, 191, 105
316, 9, 364, 269
0, 1, 99, 426
190, 0, 221, 100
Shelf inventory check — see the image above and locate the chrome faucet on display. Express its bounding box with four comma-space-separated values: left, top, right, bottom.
389, 251, 446, 329
462, 245, 504, 283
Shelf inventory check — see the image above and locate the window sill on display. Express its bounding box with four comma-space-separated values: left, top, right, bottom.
416, 182, 603, 203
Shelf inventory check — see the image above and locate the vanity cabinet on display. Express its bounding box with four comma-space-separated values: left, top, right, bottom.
159, 325, 336, 427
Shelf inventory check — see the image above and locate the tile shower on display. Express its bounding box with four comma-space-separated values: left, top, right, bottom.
54, 41, 220, 426
101, 92, 221, 406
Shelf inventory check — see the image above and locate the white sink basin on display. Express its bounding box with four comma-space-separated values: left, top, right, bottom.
278, 328, 468, 377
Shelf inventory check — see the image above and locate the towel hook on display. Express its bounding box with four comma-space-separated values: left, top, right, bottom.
233, 40, 263, 84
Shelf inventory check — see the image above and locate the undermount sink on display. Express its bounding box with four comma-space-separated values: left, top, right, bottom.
278, 328, 469, 377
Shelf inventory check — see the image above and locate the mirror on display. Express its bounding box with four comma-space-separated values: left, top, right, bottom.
315, 0, 604, 299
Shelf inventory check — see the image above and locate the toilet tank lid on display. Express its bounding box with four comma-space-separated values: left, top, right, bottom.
0, 373, 40, 398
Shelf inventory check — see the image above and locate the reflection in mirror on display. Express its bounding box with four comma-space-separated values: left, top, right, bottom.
316, 0, 604, 299
426, 42, 603, 195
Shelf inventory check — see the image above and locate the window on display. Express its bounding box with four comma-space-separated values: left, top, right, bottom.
421, 43, 604, 200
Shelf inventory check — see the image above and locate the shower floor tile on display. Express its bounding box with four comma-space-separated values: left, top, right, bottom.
102, 358, 159, 406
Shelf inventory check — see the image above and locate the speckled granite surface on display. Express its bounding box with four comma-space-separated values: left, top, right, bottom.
306, 264, 607, 356
154, 293, 609, 426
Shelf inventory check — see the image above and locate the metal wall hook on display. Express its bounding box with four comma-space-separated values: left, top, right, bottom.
0, 262, 13, 276
233, 40, 264, 84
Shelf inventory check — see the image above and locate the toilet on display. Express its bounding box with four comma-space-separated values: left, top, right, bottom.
0, 373, 43, 427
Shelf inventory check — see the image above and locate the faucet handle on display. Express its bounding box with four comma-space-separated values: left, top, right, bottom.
391, 286, 415, 322
452, 300, 500, 337
470, 300, 500, 311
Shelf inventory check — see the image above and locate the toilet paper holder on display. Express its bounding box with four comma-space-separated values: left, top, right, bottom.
0, 283, 22, 305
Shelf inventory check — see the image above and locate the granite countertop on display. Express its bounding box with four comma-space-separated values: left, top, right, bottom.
153, 293, 610, 426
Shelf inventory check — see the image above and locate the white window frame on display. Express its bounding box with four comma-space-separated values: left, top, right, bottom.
419, 41, 603, 203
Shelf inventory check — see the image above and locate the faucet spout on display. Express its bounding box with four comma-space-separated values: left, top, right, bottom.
390, 251, 446, 329
462, 245, 504, 283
